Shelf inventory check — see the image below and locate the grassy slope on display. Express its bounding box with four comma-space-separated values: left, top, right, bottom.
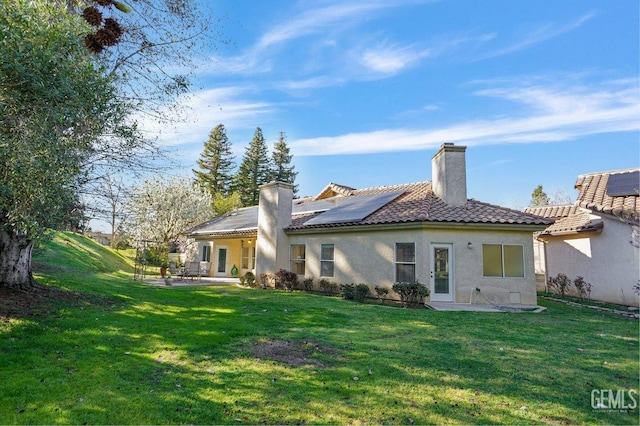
0, 232, 637, 424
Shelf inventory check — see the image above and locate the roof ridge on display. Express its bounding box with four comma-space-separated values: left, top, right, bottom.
354, 180, 429, 193
577, 167, 640, 179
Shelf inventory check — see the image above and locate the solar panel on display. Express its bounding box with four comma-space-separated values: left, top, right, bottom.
193, 206, 259, 234
304, 191, 405, 225
606, 171, 639, 197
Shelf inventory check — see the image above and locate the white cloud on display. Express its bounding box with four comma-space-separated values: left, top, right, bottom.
479, 12, 595, 59
203, 0, 427, 76
360, 42, 432, 74
135, 87, 277, 147
290, 78, 640, 156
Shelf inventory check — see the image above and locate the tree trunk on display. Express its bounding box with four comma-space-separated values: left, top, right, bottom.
0, 225, 36, 290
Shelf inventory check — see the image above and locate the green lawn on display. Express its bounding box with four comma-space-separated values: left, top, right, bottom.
1, 232, 638, 424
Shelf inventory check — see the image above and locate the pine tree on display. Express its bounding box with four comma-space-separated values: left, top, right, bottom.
234, 127, 272, 206
193, 124, 235, 198
271, 131, 298, 195
530, 184, 550, 206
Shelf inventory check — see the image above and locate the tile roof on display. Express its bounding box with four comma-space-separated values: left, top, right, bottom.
191, 181, 552, 237
538, 210, 604, 237
313, 183, 356, 200
523, 204, 580, 219
287, 181, 552, 230
574, 168, 639, 220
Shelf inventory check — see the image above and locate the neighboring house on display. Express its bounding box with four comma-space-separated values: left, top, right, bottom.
525, 169, 640, 307
190, 143, 551, 305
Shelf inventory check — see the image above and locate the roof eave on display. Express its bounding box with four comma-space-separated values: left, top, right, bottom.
285, 220, 550, 234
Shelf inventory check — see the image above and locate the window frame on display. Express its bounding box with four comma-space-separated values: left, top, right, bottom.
290, 244, 306, 275
395, 242, 416, 283
241, 244, 256, 270
482, 244, 525, 278
202, 245, 211, 262
320, 244, 335, 277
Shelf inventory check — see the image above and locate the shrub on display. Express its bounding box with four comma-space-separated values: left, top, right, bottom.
548, 273, 572, 297
302, 277, 314, 291
275, 269, 298, 291
573, 276, 591, 299
319, 279, 339, 296
392, 281, 430, 307
244, 271, 256, 287
354, 283, 371, 303
340, 283, 355, 300
259, 273, 275, 289
374, 286, 389, 304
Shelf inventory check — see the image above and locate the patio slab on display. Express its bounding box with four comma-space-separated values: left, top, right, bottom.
426, 302, 546, 312
141, 277, 241, 287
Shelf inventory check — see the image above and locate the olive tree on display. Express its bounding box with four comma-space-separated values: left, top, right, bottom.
0, 0, 138, 289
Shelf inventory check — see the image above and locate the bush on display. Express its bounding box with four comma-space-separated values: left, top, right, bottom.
354, 283, 371, 303
392, 281, 430, 307
573, 276, 591, 299
340, 283, 355, 300
259, 273, 275, 289
302, 277, 314, 291
275, 269, 298, 291
374, 286, 389, 304
244, 271, 256, 287
319, 279, 339, 296
548, 273, 572, 297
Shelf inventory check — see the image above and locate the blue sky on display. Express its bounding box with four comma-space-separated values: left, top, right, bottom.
143, 0, 639, 209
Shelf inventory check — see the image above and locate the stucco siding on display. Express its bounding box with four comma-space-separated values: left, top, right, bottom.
544, 216, 640, 307
288, 226, 537, 305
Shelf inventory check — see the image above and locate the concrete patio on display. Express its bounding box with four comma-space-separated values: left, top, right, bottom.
141, 276, 241, 287
426, 301, 546, 312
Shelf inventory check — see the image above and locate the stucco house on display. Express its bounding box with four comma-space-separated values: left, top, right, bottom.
524, 168, 639, 307
189, 143, 551, 305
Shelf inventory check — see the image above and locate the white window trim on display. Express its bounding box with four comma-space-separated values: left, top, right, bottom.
482, 244, 525, 278
320, 244, 335, 277
290, 244, 306, 275
395, 242, 416, 283
202, 245, 211, 262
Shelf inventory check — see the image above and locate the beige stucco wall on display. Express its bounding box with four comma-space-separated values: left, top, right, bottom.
288, 225, 538, 305
542, 215, 640, 307
194, 238, 248, 277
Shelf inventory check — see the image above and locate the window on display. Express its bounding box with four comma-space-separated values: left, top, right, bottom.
320, 244, 334, 277
290, 244, 306, 275
395, 243, 415, 282
482, 244, 524, 277
202, 245, 211, 262
241, 246, 255, 270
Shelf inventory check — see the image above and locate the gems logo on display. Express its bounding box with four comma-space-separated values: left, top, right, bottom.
591, 389, 638, 412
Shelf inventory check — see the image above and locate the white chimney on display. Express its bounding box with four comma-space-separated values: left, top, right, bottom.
255, 181, 294, 277
431, 143, 467, 206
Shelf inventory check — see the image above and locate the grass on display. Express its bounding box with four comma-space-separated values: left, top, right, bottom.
0, 232, 638, 424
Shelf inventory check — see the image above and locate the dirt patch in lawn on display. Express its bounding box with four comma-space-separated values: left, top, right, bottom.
249, 339, 340, 368
0, 282, 116, 324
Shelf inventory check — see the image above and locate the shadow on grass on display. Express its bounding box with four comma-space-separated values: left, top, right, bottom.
3, 252, 638, 424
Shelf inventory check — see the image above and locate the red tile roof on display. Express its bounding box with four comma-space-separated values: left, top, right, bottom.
288, 181, 551, 230
523, 204, 581, 219
538, 211, 604, 237
574, 169, 639, 220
